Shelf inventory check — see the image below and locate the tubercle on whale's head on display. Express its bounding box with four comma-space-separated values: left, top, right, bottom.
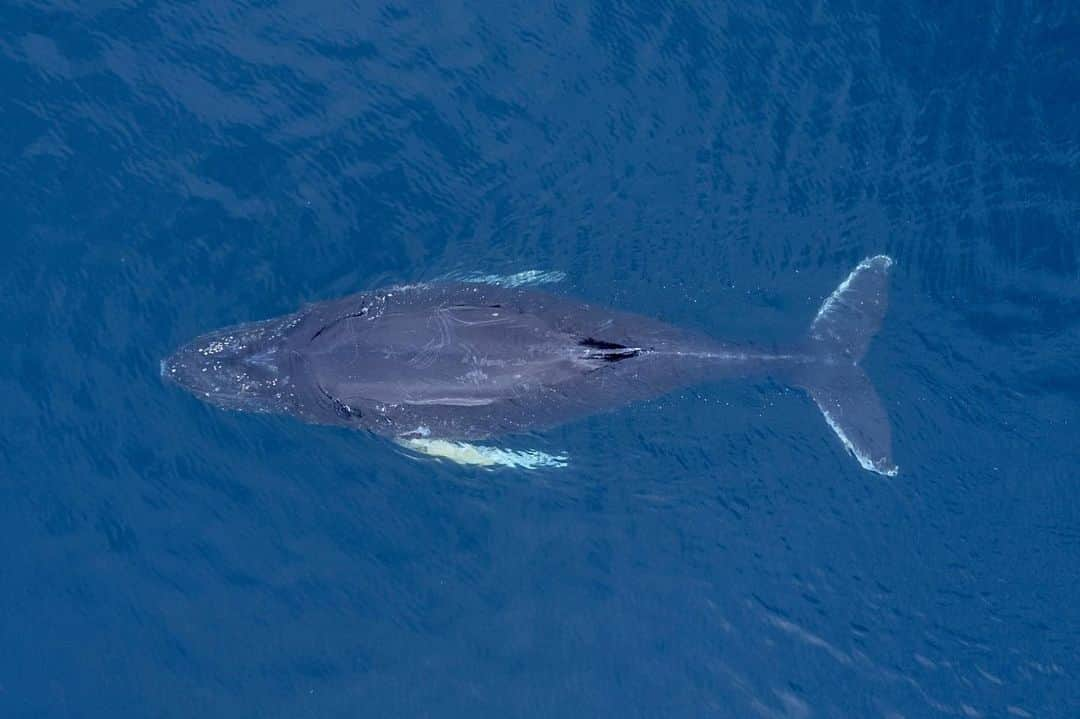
161, 313, 303, 415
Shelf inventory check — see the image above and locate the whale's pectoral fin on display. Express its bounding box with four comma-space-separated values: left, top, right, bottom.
800, 256, 898, 476
440, 269, 567, 288
395, 437, 568, 470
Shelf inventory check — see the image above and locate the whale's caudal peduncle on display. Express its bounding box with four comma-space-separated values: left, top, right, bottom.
163, 257, 897, 475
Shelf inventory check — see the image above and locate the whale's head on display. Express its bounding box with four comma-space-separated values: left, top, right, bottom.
162, 313, 303, 415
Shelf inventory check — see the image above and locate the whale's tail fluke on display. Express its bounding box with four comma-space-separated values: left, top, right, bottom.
799, 256, 897, 476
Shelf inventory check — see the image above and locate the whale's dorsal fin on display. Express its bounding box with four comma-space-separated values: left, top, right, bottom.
579, 337, 641, 362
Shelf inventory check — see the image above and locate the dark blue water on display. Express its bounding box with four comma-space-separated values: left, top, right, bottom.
3, 2, 1078, 717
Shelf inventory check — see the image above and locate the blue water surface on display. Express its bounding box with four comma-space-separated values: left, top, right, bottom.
2, 1, 1078, 717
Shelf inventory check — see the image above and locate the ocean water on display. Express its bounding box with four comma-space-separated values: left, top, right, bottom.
2, 1, 1078, 717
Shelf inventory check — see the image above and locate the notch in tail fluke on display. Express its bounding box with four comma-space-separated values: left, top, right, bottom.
802, 256, 897, 476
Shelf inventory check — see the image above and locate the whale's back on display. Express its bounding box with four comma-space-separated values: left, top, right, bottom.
285, 282, 719, 438
303, 299, 598, 408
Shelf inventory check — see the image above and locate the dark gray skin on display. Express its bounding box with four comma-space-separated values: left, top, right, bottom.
163, 258, 897, 474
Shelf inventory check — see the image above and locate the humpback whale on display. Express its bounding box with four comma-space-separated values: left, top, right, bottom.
162, 257, 897, 475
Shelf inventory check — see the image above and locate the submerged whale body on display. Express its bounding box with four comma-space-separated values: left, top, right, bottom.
163, 257, 898, 475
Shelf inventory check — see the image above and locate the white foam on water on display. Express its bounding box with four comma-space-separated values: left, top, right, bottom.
396, 437, 568, 470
